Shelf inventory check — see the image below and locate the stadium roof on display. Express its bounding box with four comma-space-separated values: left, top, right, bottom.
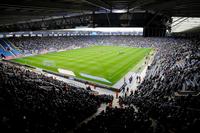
172, 17, 200, 33
1, 0, 200, 26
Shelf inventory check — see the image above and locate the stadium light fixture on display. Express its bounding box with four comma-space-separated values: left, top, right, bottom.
112, 9, 127, 13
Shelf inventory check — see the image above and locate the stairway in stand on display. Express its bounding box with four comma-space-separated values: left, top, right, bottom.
0, 39, 21, 59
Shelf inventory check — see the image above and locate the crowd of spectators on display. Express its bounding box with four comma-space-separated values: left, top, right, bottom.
123, 38, 200, 107
9, 36, 178, 54
0, 61, 113, 132
75, 106, 154, 133
9, 36, 90, 54
1, 36, 200, 132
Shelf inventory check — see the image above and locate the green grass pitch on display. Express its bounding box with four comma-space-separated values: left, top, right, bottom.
12, 46, 152, 85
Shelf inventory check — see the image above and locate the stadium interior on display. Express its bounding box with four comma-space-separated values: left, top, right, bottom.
0, 0, 200, 133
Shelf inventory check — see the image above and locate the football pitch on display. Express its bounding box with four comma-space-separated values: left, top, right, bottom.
12, 46, 152, 85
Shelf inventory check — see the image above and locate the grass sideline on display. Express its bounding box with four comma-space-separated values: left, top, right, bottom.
12, 46, 152, 85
